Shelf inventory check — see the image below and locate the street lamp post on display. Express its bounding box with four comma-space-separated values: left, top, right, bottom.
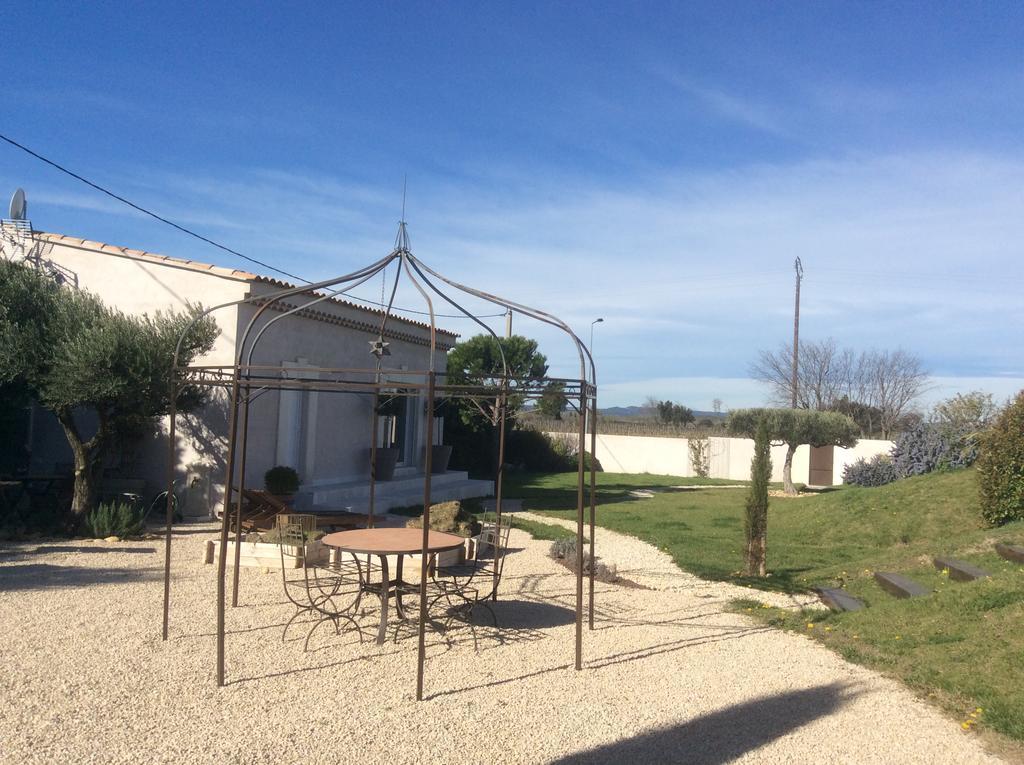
586, 318, 603, 434
589, 317, 604, 355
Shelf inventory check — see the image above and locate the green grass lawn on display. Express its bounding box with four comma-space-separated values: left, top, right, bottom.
505, 468, 1024, 745
388, 497, 576, 542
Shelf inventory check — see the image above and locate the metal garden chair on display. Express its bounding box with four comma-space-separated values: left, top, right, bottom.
429, 514, 512, 628
277, 515, 365, 650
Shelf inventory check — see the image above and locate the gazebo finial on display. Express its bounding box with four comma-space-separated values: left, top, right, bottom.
395, 219, 411, 253
395, 176, 411, 253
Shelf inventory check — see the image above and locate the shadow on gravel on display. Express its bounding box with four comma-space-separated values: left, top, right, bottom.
0, 563, 160, 591
31, 545, 157, 555
551, 682, 861, 765
590, 625, 775, 670
488, 599, 576, 629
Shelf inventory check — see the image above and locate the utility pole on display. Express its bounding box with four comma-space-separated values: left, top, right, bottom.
791, 257, 803, 408
505, 308, 512, 339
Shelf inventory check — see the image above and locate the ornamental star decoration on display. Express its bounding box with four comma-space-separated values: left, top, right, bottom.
369, 336, 391, 358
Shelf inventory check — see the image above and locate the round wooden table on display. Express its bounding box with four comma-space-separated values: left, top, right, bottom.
321, 528, 465, 644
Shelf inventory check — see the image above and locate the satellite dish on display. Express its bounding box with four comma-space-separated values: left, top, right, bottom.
9, 188, 27, 220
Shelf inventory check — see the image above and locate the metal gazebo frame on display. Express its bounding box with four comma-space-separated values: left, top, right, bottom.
160, 223, 598, 700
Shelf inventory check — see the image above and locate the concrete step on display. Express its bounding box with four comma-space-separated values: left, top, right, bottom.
874, 572, 931, 599
933, 557, 990, 582
480, 498, 524, 513
814, 587, 865, 612
311, 477, 493, 515
995, 542, 1024, 564
304, 471, 480, 506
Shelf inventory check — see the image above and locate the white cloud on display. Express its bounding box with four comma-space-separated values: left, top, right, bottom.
6, 146, 1023, 403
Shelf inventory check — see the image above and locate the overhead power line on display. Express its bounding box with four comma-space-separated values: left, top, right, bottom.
0, 132, 311, 284
0, 131, 511, 320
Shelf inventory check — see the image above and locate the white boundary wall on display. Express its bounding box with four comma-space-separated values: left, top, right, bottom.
549, 433, 893, 484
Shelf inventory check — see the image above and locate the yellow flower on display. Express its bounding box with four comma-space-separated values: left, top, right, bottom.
807, 623, 815, 630
824, 626, 832, 632
976, 708, 983, 714
895, 635, 901, 640
962, 722, 971, 730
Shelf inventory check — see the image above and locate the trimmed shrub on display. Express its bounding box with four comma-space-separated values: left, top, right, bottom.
264, 466, 300, 495
504, 429, 602, 473
976, 391, 1024, 526
84, 501, 144, 538
843, 454, 897, 487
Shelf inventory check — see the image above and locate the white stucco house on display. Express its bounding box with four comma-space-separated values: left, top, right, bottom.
0, 222, 492, 517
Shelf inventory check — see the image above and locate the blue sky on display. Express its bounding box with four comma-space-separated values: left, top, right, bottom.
3, 2, 1024, 409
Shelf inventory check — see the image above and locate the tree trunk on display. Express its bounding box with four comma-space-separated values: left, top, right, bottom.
56, 409, 105, 517
744, 530, 767, 577
744, 537, 758, 576
782, 443, 798, 495
757, 527, 767, 577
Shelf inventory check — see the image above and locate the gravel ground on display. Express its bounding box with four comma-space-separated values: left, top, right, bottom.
515, 510, 819, 609
0, 523, 1005, 764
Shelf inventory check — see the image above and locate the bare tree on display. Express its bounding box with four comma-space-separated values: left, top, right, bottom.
752, 339, 929, 438
858, 349, 930, 438
751, 338, 854, 410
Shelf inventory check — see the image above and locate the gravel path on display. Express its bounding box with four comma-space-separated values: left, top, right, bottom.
515, 510, 819, 609
0, 524, 1005, 764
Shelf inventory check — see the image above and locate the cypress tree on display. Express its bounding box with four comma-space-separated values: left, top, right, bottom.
744, 417, 772, 576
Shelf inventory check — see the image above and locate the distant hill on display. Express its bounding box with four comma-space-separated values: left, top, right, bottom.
599, 405, 726, 420
599, 406, 648, 417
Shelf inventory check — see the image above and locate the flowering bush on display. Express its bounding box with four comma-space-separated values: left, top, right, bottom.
842, 454, 897, 487
891, 423, 974, 478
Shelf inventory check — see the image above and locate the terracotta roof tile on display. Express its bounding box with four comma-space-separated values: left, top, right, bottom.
35, 231, 457, 337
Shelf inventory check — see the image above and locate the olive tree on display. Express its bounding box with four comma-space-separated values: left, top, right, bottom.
0, 260, 218, 518
728, 408, 859, 495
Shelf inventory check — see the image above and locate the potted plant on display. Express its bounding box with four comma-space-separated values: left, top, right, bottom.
428, 397, 455, 474
264, 465, 300, 503
372, 394, 405, 481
